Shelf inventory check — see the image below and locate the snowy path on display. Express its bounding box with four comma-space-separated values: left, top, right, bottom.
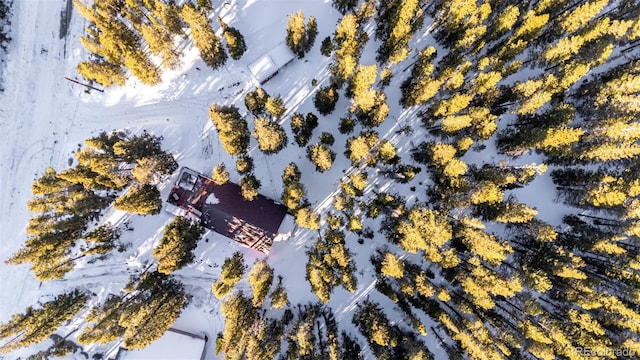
0, 0, 80, 323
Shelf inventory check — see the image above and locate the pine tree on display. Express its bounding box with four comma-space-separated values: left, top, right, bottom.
139, 22, 180, 70
152, 216, 204, 274
155, 0, 183, 35
209, 104, 250, 156
375, 0, 424, 64
74, 0, 162, 85
290, 112, 319, 147
253, 118, 288, 154
212, 163, 229, 185
124, 49, 161, 86
305, 231, 357, 303
296, 205, 321, 230
113, 184, 162, 215
349, 172, 368, 193
212, 252, 246, 299
345, 131, 379, 165
131, 154, 178, 184
389, 206, 453, 263
118, 272, 188, 349
330, 14, 369, 86
248, 260, 274, 307
181, 3, 227, 69
83, 223, 121, 255
218, 291, 283, 359
286, 10, 318, 58
320, 132, 336, 146
112, 132, 166, 162
281, 163, 306, 211
239, 174, 261, 201
378, 140, 398, 164
380, 252, 404, 278
339, 117, 356, 134
400, 46, 438, 107
307, 143, 336, 172
77, 61, 126, 87
320, 36, 333, 56
470, 181, 503, 205
0, 290, 88, 353
265, 95, 286, 120
559, 0, 608, 34
348, 64, 389, 127
352, 301, 398, 348
433, 93, 474, 117
270, 278, 289, 309
217, 16, 247, 60
332, 0, 357, 14
314, 86, 340, 115
235, 155, 254, 175
245, 88, 270, 116
459, 227, 513, 266
495, 201, 538, 224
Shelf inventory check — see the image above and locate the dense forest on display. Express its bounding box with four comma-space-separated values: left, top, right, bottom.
1, 0, 640, 359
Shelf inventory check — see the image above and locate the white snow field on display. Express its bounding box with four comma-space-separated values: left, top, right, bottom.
0, 0, 581, 359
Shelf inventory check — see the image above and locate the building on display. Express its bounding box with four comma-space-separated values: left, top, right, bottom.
247, 43, 295, 85
114, 328, 207, 360
165, 167, 293, 254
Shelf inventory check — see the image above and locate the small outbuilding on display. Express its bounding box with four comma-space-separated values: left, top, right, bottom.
115, 328, 207, 360
247, 43, 295, 85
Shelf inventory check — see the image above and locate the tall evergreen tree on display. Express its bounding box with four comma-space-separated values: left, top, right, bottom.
375, 0, 424, 64
345, 131, 379, 165
152, 216, 204, 274
269, 276, 289, 309
209, 104, 250, 156
181, 3, 227, 69
245, 88, 270, 116
212, 252, 246, 299
77, 61, 126, 87
212, 163, 230, 185
307, 143, 336, 173
217, 16, 247, 60
295, 205, 321, 230
113, 184, 162, 215
281, 163, 307, 211
119, 272, 188, 349
314, 86, 340, 115
248, 260, 274, 307
240, 174, 261, 201
286, 10, 318, 58
332, 0, 357, 14
330, 14, 369, 86
253, 118, 288, 154
352, 300, 398, 348
235, 155, 254, 175
0, 290, 88, 353
291, 112, 319, 147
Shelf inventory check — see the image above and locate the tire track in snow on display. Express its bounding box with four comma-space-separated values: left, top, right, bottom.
334, 278, 378, 322
75, 97, 210, 127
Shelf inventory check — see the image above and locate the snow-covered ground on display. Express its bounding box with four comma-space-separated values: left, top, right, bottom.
0, 0, 580, 359
0, 1, 367, 358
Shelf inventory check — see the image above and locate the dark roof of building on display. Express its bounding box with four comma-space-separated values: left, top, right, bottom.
166, 167, 288, 254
